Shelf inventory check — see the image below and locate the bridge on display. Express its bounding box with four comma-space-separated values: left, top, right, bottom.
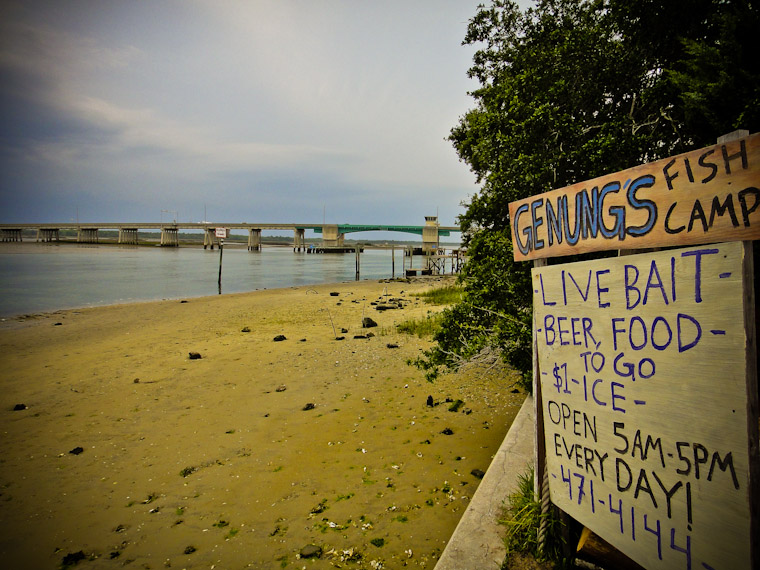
0, 216, 460, 252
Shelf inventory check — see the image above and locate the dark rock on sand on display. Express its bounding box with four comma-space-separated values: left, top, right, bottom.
300, 544, 323, 559
12, 403, 27, 411
275, 385, 287, 392
61, 551, 86, 565
273, 335, 287, 342
188, 352, 202, 360
426, 395, 435, 407
241, 326, 251, 333
69, 446, 85, 455
471, 469, 486, 479
386, 343, 399, 349
302, 403, 316, 411
441, 428, 454, 435
362, 317, 378, 328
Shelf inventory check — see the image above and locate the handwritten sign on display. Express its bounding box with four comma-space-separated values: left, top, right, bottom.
533, 241, 754, 570
510, 133, 760, 260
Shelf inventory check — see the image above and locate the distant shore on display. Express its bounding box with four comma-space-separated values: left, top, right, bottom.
0, 278, 524, 569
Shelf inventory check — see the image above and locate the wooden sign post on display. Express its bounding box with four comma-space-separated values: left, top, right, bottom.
510, 132, 759, 570
216, 228, 228, 293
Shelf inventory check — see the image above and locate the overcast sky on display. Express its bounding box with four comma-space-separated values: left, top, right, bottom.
0, 1, 531, 234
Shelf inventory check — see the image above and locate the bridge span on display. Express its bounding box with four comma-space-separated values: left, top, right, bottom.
0, 217, 460, 252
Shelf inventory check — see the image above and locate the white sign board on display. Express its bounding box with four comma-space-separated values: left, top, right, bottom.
532, 241, 754, 570
215, 228, 228, 238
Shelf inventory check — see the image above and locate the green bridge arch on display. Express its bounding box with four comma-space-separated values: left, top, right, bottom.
305, 224, 453, 237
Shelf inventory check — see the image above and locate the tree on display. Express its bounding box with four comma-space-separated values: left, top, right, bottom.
419, 0, 760, 390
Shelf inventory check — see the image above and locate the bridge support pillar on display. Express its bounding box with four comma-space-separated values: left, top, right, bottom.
321, 225, 344, 248
421, 216, 440, 253
203, 229, 220, 249
118, 228, 138, 245
160, 227, 179, 247
37, 228, 60, 242
1, 228, 23, 242
248, 228, 262, 251
77, 228, 99, 243
293, 229, 306, 251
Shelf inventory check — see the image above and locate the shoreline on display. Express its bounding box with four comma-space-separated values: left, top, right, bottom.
0, 278, 524, 569
0, 275, 429, 323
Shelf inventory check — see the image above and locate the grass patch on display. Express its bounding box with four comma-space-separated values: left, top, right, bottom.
396, 313, 443, 338
412, 284, 463, 305
500, 466, 568, 566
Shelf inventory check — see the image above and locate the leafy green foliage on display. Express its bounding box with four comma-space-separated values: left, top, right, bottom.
425, 0, 760, 390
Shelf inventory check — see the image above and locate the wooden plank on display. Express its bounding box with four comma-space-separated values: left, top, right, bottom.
532, 258, 549, 553
531, 241, 756, 570
576, 527, 645, 570
509, 133, 760, 261
741, 241, 759, 570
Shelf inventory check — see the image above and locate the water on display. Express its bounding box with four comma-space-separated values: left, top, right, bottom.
0, 243, 414, 316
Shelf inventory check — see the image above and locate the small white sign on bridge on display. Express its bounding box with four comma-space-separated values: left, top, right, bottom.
215, 228, 228, 239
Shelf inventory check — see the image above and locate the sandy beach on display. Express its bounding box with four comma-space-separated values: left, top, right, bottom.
0, 277, 525, 569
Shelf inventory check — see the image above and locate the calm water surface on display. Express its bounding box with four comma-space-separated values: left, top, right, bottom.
0, 243, 413, 316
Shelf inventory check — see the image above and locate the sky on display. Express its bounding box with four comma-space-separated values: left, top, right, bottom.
0, 0, 532, 237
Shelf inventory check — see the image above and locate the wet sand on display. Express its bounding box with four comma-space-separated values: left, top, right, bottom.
0, 277, 524, 569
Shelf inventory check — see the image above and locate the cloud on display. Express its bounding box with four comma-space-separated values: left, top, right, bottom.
0, 0, 494, 225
